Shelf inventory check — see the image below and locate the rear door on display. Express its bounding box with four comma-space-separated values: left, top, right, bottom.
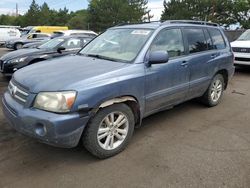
182, 27, 216, 99
144, 28, 190, 115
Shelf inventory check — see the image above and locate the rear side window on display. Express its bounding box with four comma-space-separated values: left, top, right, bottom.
150, 28, 185, 58
183, 28, 207, 54
208, 28, 226, 49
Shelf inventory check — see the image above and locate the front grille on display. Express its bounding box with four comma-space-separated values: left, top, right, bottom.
8, 80, 29, 103
235, 57, 250, 62
232, 47, 250, 53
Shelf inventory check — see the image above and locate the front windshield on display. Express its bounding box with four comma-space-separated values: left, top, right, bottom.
237, 30, 250, 41
38, 38, 65, 49
79, 28, 153, 62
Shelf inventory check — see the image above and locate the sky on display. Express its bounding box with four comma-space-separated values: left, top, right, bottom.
0, 0, 165, 21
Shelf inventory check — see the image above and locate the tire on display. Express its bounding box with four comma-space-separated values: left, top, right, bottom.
201, 74, 225, 107
83, 103, 135, 159
14, 43, 23, 50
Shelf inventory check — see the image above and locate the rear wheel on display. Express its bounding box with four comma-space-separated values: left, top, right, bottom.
14, 43, 23, 50
83, 103, 135, 159
201, 74, 224, 107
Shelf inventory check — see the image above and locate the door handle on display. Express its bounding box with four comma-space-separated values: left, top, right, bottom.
181, 61, 189, 67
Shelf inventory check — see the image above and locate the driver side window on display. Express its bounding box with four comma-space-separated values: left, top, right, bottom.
150, 29, 185, 58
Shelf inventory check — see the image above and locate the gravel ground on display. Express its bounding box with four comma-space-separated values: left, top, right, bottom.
0, 48, 250, 188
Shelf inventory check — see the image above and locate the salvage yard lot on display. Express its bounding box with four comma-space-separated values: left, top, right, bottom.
0, 47, 250, 188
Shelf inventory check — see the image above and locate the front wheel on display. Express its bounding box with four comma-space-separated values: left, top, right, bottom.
201, 74, 225, 107
83, 103, 135, 159
14, 43, 23, 50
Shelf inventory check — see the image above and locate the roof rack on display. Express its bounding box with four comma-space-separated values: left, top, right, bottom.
162, 20, 219, 26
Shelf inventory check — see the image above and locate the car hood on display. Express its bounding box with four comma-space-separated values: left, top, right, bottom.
13, 55, 131, 93
231, 40, 250, 48
0, 48, 49, 61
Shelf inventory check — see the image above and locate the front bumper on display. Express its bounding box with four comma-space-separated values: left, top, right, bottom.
234, 59, 250, 65
2, 92, 90, 148
233, 52, 250, 65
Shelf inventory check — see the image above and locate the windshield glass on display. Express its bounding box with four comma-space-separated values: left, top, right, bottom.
237, 30, 250, 41
38, 38, 65, 49
79, 28, 153, 62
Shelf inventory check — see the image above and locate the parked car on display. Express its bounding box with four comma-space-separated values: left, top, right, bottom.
2, 20, 234, 159
5, 33, 51, 50
0, 35, 93, 76
52, 30, 98, 38
231, 29, 250, 66
0, 26, 21, 46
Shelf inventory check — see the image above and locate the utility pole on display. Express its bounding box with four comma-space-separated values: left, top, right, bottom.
16, 3, 18, 17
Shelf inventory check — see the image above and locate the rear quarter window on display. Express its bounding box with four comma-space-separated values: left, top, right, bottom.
208, 28, 226, 50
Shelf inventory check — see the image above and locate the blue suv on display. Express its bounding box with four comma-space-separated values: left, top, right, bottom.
2, 20, 235, 158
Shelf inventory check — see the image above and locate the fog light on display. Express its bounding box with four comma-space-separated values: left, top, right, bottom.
13, 68, 17, 72
35, 123, 47, 137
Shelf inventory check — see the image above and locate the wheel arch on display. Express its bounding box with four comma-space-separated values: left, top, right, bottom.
215, 69, 228, 89
14, 42, 23, 49
96, 95, 141, 127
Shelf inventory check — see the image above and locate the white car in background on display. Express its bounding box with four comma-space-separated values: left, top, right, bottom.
52, 30, 98, 38
0, 26, 21, 46
231, 29, 250, 65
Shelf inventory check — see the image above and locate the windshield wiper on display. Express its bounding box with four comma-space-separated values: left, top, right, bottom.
82, 53, 119, 62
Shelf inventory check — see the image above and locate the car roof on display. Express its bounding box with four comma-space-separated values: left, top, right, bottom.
29, 32, 51, 36
55, 30, 97, 35
56, 35, 94, 39
112, 20, 221, 30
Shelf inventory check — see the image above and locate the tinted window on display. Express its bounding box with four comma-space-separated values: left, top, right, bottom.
204, 29, 213, 50
208, 28, 226, 49
184, 28, 207, 53
150, 29, 184, 58
37, 34, 49, 38
61, 38, 81, 49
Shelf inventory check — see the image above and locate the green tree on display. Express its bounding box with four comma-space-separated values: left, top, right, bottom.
0, 15, 17, 25
39, 2, 52, 25
52, 7, 71, 26
161, 0, 250, 28
23, 0, 41, 26
67, 10, 88, 29
231, 0, 250, 28
87, 0, 149, 32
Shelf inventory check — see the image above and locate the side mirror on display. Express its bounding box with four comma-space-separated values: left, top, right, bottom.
57, 46, 66, 53
148, 51, 169, 65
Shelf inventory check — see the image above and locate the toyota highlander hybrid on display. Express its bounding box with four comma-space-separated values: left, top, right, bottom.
2, 20, 235, 158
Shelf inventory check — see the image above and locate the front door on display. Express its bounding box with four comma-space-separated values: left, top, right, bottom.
144, 28, 189, 115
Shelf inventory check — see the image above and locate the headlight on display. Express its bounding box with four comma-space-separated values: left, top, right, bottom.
34, 91, 77, 113
8, 57, 27, 64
